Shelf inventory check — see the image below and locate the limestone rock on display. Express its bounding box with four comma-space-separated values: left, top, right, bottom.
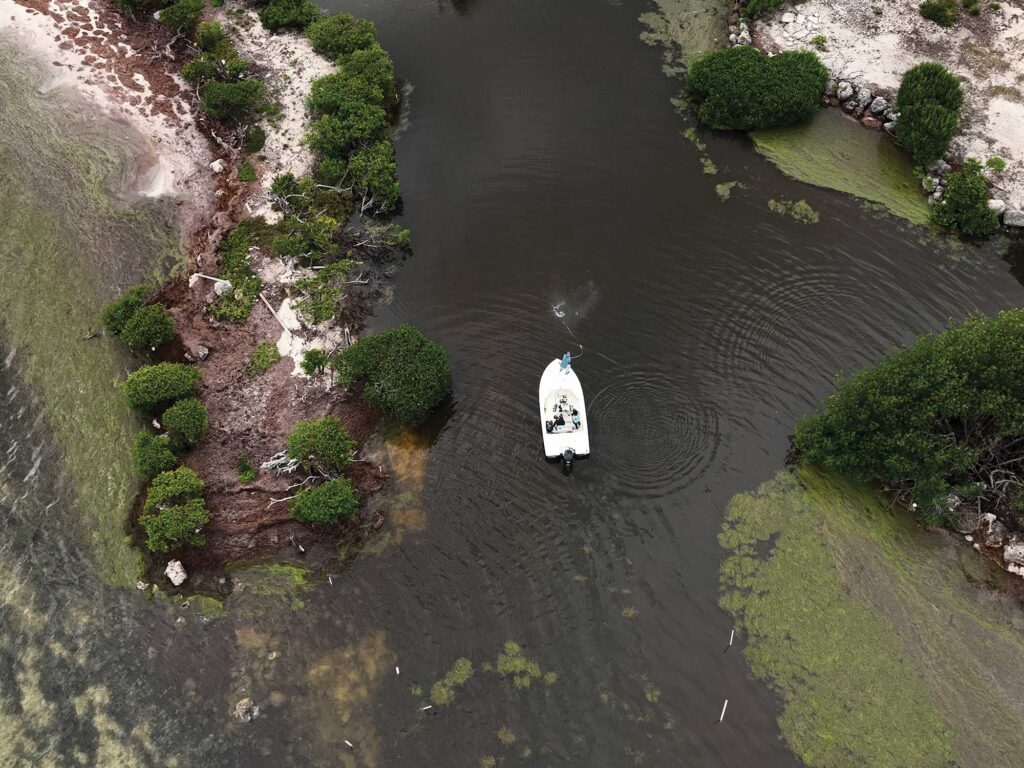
234, 697, 259, 723
213, 279, 233, 296
861, 116, 882, 129
855, 88, 873, 108
210, 158, 226, 174
837, 81, 854, 100
1004, 209, 1024, 227
927, 159, 952, 175
781, 11, 795, 22
883, 108, 897, 122
988, 198, 1006, 216
1004, 539, 1024, 565
164, 560, 187, 586
825, 79, 837, 97
883, 121, 897, 134
984, 517, 1009, 547
842, 99, 857, 113
869, 96, 888, 114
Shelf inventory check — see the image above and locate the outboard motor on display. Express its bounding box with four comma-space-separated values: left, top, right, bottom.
561, 448, 575, 471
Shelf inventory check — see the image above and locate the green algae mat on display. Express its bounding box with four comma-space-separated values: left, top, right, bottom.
751, 110, 930, 226
721, 468, 1024, 767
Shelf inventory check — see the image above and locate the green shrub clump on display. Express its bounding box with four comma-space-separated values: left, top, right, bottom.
301, 348, 331, 376
795, 309, 1024, 524
930, 159, 1000, 237
200, 79, 267, 123
209, 225, 263, 323
195, 20, 226, 51
144, 467, 204, 514
247, 342, 282, 375
259, 0, 321, 30
919, 0, 958, 26
100, 284, 153, 334
141, 498, 209, 553
286, 415, 356, 475
238, 159, 257, 182
289, 477, 359, 524
120, 304, 176, 350
305, 104, 390, 159
687, 46, 827, 131
334, 324, 451, 425
306, 13, 378, 59
744, 0, 785, 17
124, 363, 201, 413
237, 456, 257, 483
133, 430, 178, 479
162, 397, 208, 448
159, 0, 205, 32
895, 62, 963, 166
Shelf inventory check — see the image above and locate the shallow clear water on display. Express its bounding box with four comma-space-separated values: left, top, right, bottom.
2, 0, 1024, 766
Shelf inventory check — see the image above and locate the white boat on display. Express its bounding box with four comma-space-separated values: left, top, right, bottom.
539, 354, 590, 466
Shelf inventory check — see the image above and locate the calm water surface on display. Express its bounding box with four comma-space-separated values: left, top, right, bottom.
2, 0, 1024, 765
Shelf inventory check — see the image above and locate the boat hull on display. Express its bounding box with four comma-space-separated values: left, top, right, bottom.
538, 358, 590, 460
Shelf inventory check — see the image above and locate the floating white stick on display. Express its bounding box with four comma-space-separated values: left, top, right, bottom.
344, 740, 354, 748
729, 629, 735, 647
328, 575, 333, 586
395, 666, 400, 675
719, 699, 729, 723
420, 705, 432, 711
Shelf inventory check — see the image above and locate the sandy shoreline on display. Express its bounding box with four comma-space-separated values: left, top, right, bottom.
1, 0, 219, 245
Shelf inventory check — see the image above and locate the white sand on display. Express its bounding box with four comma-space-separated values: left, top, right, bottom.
755, 0, 1024, 208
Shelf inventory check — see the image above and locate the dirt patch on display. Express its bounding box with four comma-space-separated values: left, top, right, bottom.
753, 0, 1024, 208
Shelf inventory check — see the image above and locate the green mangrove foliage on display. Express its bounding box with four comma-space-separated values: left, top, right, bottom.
293, 259, 353, 324
140, 467, 208, 553
895, 62, 963, 166
161, 397, 208, 449
795, 309, 1024, 524
286, 415, 357, 476
144, 466, 204, 514
919, 0, 959, 26
930, 158, 1000, 236
100, 284, 176, 351
259, 0, 321, 31
301, 348, 330, 376
132, 430, 178, 480
306, 13, 378, 59
123, 363, 201, 414
688, 46, 827, 131
334, 324, 452, 425
158, 0, 205, 32
208, 225, 263, 323
289, 477, 359, 524
246, 341, 281, 376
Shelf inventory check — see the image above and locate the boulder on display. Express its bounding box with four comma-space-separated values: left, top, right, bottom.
185, 344, 210, 362
883, 108, 897, 122
825, 79, 837, 97
1004, 539, 1024, 565
737, 31, 752, 44
853, 106, 865, 119
984, 517, 1010, 548
869, 96, 888, 114
234, 697, 259, 723
842, 99, 857, 113
782, 11, 796, 22
927, 159, 952, 175
855, 88, 873, 108
988, 198, 1007, 216
213, 279, 233, 296
828, 97, 840, 107
837, 81, 854, 101
796, 13, 806, 24
164, 560, 187, 586
1004, 209, 1024, 227
883, 121, 897, 135
861, 116, 882, 129
209, 158, 226, 174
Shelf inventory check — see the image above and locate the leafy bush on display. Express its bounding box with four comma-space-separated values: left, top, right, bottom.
896, 62, 964, 112
294, 259, 351, 325
305, 13, 377, 59
920, 0, 958, 25
199, 79, 266, 123
896, 102, 958, 166
347, 140, 401, 213
744, 0, 786, 17
144, 467, 204, 514
120, 304, 175, 350
259, 0, 321, 30
338, 45, 398, 108
286, 415, 356, 475
247, 341, 281, 375
304, 104, 390, 159
195, 20, 226, 51
243, 124, 267, 153
238, 159, 257, 182
687, 47, 827, 131
123, 363, 201, 413
289, 478, 359, 524
133, 430, 178, 479
930, 159, 1000, 237
301, 348, 331, 376
159, 0, 204, 32
334, 324, 451, 425
795, 309, 1024, 523
101, 284, 153, 335
162, 397, 208, 448
140, 498, 208, 553
208, 226, 263, 323
271, 215, 339, 265
237, 456, 257, 483
986, 156, 1006, 172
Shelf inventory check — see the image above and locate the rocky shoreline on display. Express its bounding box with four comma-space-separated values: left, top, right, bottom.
722, 0, 1024, 230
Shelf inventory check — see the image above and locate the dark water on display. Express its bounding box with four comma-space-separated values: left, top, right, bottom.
2, 0, 1024, 765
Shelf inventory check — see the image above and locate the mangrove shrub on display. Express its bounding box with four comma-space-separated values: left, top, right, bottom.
930, 159, 1000, 237
133, 430, 178, 479
120, 304, 176, 350
919, 0, 959, 27
304, 104, 390, 159
123, 363, 201, 413
100, 284, 153, 335
897, 103, 958, 166
305, 13, 378, 59
289, 477, 359, 524
159, 0, 205, 32
200, 79, 267, 123
286, 415, 356, 475
209, 225, 263, 323
334, 324, 451, 425
162, 397, 208, 448
794, 309, 1024, 523
259, 0, 321, 30
144, 466, 204, 514
897, 63, 964, 112
247, 342, 282, 375
687, 46, 827, 131
301, 348, 330, 376
141, 498, 209, 553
